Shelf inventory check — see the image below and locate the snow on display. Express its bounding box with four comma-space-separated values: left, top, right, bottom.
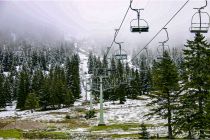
0, 48, 168, 137
3, 72, 10, 77
93, 98, 167, 125
78, 48, 91, 101
76, 47, 167, 135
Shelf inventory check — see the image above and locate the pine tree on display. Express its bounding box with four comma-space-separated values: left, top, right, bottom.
65, 57, 72, 90
116, 60, 126, 103
31, 51, 38, 69
31, 70, 44, 94
139, 54, 149, 95
147, 51, 179, 139
64, 90, 74, 107
3, 77, 12, 105
174, 33, 210, 138
25, 93, 39, 112
39, 76, 50, 110
88, 53, 94, 74
71, 54, 81, 99
127, 78, 139, 99
40, 51, 47, 71
3, 51, 14, 72
111, 57, 116, 76
102, 54, 108, 69
0, 74, 6, 108
205, 94, 210, 129
117, 83, 126, 104
139, 123, 150, 139
16, 68, 30, 110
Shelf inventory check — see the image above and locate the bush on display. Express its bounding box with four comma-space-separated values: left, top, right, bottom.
65, 114, 71, 119
85, 110, 96, 119
139, 123, 150, 139
24, 93, 39, 112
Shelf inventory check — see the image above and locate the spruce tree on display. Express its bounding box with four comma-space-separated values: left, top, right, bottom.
71, 54, 81, 99
127, 69, 140, 99
16, 68, 30, 110
116, 60, 126, 103
117, 83, 126, 104
25, 93, 39, 112
0, 74, 6, 108
139, 123, 150, 139
65, 57, 72, 90
39, 76, 50, 110
88, 53, 94, 74
174, 33, 210, 137
111, 57, 116, 75
3, 77, 12, 105
139, 54, 150, 95
205, 94, 210, 129
64, 90, 74, 107
147, 51, 179, 139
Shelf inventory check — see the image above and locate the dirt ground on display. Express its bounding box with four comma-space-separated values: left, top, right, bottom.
1, 119, 46, 130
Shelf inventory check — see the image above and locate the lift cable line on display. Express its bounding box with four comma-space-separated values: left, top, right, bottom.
105, 0, 133, 59
130, 0, 190, 63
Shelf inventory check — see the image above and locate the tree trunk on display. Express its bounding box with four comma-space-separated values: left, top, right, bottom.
167, 93, 173, 139
188, 130, 192, 139
198, 88, 204, 137
168, 110, 173, 139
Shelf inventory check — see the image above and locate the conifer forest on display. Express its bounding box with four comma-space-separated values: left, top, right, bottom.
0, 0, 210, 139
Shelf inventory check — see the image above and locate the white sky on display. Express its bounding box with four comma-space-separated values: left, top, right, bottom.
0, 0, 210, 52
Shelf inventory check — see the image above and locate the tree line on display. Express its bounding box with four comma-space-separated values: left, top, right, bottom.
0, 41, 80, 110
88, 33, 210, 138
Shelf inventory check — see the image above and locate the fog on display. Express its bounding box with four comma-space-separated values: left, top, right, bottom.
0, 0, 210, 53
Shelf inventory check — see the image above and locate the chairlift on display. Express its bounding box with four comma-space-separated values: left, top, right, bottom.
139, 47, 151, 71
114, 51, 127, 60
190, 0, 210, 33
156, 28, 170, 59
130, 0, 149, 33
113, 29, 128, 61
157, 44, 170, 60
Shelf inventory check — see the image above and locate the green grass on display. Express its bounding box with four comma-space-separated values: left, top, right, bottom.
23, 131, 69, 139
90, 123, 140, 131
0, 129, 22, 139
90, 123, 162, 132
111, 133, 140, 138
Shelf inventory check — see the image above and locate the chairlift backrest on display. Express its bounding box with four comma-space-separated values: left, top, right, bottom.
129, 0, 149, 33
190, 0, 210, 33
130, 19, 149, 33
190, 12, 210, 33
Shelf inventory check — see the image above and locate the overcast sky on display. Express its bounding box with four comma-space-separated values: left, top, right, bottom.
0, 0, 210, 53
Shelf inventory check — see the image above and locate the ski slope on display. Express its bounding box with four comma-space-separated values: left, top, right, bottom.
0, 47, 168, 138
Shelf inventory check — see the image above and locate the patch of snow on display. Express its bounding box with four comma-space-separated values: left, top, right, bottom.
3, 72, 10, 77
78, 47, 91, 101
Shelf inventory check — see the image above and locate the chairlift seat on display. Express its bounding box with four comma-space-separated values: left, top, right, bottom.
131, 26, 149, 32
130, 19, 149, 33
190, 27, 209, 33
107, 68, 116, 72
115, 54, 127, 60
157, 57, 163, 60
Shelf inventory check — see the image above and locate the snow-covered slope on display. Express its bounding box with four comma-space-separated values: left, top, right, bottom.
0, 48, 168, 138
78, 48, 91, 101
